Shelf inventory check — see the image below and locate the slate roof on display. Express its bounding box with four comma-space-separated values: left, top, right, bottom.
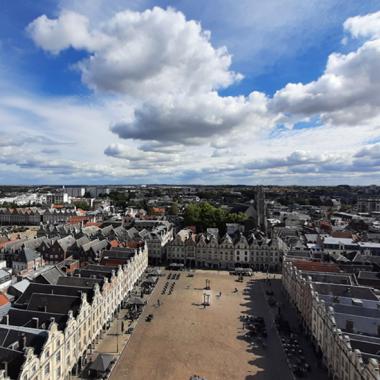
57, 235, 76, 251
0, 325, 48, 356
333, 303, 380, 319
57, 276, 103, 288
26, 293, 82, 316
313, 283, 378, 300
14, 283, 94, 307
73, 270, 111, 280
13, 248, 41, 263
8, 279, 30, 297
76, 235, 90, 247
2, 307, 69, 331
30, 265, 66, 285
0, 269, 11, 281
0, 347, 25, 379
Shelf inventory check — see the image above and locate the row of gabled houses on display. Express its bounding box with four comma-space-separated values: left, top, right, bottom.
165, 229, 287, 270
0, 209, 79, 226
34, 221, 173, 267
1, 235, 111, 274
0, 245, 148, 380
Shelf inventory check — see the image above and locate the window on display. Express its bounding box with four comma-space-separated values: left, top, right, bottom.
44, 363, 50, 375
56, 350, 61, 362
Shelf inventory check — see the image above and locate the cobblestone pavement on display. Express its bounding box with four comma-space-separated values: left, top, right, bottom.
109, 270, 296, 380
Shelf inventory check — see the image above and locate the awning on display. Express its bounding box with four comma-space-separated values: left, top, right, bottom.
127, 296, 145, 305
88, 354, 114, 373
169, 263, 185, 268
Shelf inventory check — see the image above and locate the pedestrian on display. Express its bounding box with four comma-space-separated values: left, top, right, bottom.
220, 291, 222, 297
157, 299, 160, 307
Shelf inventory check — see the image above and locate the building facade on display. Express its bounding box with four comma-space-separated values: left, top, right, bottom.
0, 245, 148, 380
166, 229, 286, 270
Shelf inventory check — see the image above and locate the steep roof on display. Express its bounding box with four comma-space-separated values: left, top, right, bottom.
57, 235, 76, 251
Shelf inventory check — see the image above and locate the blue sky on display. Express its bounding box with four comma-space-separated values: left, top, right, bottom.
1, 0, 380, 185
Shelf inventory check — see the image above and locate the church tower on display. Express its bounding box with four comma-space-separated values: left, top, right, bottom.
255, 187, 266, 233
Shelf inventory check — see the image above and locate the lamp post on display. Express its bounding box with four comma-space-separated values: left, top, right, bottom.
116, 317, 120, 353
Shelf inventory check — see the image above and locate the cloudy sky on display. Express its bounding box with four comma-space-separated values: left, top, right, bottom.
1, 0, 380, 185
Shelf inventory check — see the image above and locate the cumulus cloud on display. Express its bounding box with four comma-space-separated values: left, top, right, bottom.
111, 91, 273, 143
27, 7, 279, 145
20, 7, 380, 184
104, 143, 175, 162
343, 11, 380, 40
355, 144, 380, 159
28, 7, 241, 96
27, 11, 100, 54
271, 11, 380, 126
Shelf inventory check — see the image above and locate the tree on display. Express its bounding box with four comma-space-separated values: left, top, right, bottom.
184, 202, 247, 233
169, 202, 179, 215
73, 201, 90, 211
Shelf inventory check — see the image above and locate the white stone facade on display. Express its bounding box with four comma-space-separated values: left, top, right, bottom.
167, 230, 286, 270
0, 246, 148, 380
282, 259, 380, 380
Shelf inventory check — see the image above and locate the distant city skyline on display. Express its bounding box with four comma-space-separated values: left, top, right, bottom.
1, 1, 380, 185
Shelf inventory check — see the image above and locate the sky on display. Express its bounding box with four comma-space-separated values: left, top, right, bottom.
1, 0, 380, 185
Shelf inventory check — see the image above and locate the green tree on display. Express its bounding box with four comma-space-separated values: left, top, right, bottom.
169, 202, 179, 215
184, 202, 247, 233
73, 201, 90, 211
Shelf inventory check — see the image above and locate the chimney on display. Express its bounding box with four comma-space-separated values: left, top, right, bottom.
2, 362, 8, 377
3, 315, 9, 325
32, 317, 39, 329
19, 333, 27, 350
346, 320, 354, 333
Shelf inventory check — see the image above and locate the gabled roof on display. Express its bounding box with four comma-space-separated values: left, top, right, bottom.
57, 235, 76, 251
32, 265, 66, 285
76, 235, 90, 247
14, 248, 40, 263
0, 325, 48, 356
3, 307, 69, 331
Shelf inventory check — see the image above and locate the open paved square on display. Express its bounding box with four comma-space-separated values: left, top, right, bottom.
110, 270, 292, 380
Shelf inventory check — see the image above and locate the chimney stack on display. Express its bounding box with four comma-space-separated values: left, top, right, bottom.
32, 317, 39, 329
18, 333, 27, 350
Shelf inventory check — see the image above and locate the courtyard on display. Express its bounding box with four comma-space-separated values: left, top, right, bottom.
110, 270, 293, 380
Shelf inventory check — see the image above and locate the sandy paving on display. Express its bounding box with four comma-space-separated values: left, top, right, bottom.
110, 270, 272, 380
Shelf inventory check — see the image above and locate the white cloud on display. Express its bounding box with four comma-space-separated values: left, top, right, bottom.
28, 7, 241, 96
344, 11, 380, 40
271, 11, 380, 127
27, 7, 277, 146
27, 11, 98, 54
111, 91, 273, 143
12, 7, 380, 184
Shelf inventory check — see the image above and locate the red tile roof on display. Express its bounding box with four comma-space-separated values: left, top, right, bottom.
68, 216, 89, 225
292, 260, 340, 273
0, 293, 9, 306
85, 222, 101, 227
